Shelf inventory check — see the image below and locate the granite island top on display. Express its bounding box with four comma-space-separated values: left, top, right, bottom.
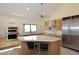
17, 35, 61, 42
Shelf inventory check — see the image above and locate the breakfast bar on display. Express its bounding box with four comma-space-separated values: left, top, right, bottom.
18, 35, 61, 55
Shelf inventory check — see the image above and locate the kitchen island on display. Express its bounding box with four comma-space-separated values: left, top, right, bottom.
18, 35, 61, 55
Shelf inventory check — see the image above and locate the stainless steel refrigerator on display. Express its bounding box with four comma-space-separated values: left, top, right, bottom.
62, 18, 79, 51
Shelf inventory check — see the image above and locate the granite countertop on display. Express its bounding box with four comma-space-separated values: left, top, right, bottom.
20, 30, 62, 37
17, 35, 61, 42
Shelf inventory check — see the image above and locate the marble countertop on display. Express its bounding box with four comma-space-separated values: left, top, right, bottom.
20, 30, 62, 37
17, 35, 61, 42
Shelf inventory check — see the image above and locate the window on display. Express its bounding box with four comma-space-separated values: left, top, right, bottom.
31, 25, 36, 32
24, 24, 37, 32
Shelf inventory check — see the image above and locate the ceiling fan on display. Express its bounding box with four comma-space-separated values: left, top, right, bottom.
39, 3, 50, 19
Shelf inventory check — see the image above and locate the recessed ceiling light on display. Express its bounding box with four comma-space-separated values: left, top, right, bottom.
26, 8, 30, 11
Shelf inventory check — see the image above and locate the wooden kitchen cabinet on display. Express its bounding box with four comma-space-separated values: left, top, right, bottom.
44, 20, 49, 27
44, 20, 50, 30
43, 19, 62, 30
19, 41, 29, 55
0, 37, 20, 48
55, 19, 62, 30
0, 37, 6, 46
48, 41, 61, 55
19, 40, 61, 55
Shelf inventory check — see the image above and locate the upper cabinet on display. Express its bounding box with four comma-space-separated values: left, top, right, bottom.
44, 20, 50, 30
55, 19, 62, 30
44, 19, 62, 30
43, 19, 62, 30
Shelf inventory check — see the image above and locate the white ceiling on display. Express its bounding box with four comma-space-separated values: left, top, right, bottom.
0, 3, 61, 20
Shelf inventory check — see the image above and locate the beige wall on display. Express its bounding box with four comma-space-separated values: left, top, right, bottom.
50, 3, 79, 20
0, 17, 41, 37
1, 4, 79, 37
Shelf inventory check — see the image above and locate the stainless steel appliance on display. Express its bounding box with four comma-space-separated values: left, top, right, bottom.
62, 17, 79, 51
6, 27, 18, 41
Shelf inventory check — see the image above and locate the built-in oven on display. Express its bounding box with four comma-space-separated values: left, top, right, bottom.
6, 27, 18, 41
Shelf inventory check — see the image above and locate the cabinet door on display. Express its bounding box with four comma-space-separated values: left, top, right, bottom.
48, 41, 61, 55
44, 20, 49, 29
55, 19, 62, 30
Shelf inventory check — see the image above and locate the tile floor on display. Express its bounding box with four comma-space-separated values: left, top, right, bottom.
60, 47, 79, 55
0, 46, 79, 55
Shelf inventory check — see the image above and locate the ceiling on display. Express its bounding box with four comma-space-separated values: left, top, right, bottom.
0, 3, 61, 20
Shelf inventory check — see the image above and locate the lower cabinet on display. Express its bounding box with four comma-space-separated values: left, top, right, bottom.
20, 41, 61, 55
27, 42, 48, 55
0, 37, 20, 48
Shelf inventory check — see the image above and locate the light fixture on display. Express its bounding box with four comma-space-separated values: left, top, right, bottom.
40, 3, 49, 18
26, 8, 30, 11
40, 3, 44, 18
